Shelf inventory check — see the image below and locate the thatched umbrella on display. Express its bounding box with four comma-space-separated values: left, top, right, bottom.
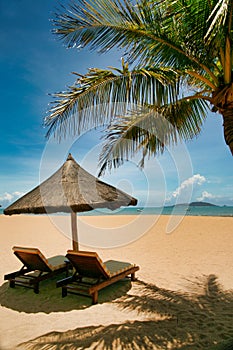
4, 153, 137, 250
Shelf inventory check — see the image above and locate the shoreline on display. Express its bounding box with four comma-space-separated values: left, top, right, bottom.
1, 212, 233, 218
1, 202, 233, 219
0, 214, 233, 349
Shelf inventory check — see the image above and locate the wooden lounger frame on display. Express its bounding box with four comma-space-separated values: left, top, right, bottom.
57, 250, 139, 304
4, 246, 69, 293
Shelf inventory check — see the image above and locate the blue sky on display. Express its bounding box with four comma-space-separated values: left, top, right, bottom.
0, 0, 233, 209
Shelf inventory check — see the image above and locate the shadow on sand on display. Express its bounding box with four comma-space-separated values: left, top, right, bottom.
0, 274, 132, 313
16, 274, 233, 349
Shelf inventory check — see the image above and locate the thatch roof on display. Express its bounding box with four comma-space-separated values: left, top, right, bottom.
4, 154, 137, 215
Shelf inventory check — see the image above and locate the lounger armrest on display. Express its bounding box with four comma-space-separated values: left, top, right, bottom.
56, 276, 74, 288
4, 267, 31, 280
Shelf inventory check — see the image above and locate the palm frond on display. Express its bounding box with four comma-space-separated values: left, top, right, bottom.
52, 0, 218, 82
44, 63, 181, 138
98, 98, 209, 175
52, 0, 151, 54
204, 0, 231, 44
45, 0, 233, 159
98, 108, 173, 175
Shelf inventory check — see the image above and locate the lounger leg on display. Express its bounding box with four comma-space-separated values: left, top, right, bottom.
9, 280, 15, 288
62, 286, 67, 298
92, 291, 98, 305
65, 261, 71, 277
131, 272, 136, 281
34, 283, 39, 294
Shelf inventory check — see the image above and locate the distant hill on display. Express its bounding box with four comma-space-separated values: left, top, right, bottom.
189, 202, 217, 207
170, 201, 218, 208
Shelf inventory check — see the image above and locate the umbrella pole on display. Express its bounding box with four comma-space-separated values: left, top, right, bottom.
71, 212, 79, 251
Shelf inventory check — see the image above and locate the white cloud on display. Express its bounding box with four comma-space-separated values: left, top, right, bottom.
0, 191, 24, 208
166, 174, 206, 204
0, 192, 13, 202
14, 191, 24, 197
196, 191, 233, 206
197, 191, 217, 201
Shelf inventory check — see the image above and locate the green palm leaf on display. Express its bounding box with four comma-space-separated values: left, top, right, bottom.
98, 98, 208, 175
45, 0, 233, 166
205, 0, 231, 44
45, 62, 181, 138
52, 0, 218, 77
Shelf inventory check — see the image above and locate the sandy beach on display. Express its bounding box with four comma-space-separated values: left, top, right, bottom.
0, 214, 233, 349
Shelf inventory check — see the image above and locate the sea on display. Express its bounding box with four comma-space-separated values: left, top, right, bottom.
1, 205, 233, 217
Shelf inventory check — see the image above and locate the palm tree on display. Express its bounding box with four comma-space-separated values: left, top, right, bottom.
44, 0, 233, 174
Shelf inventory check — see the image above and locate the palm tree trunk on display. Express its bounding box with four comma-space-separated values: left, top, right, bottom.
211, 84, 233, 155
222, 109, 233, 155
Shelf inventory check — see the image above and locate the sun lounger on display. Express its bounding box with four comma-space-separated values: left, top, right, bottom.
4, 246, 69, 293
56, 250, 139, 304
